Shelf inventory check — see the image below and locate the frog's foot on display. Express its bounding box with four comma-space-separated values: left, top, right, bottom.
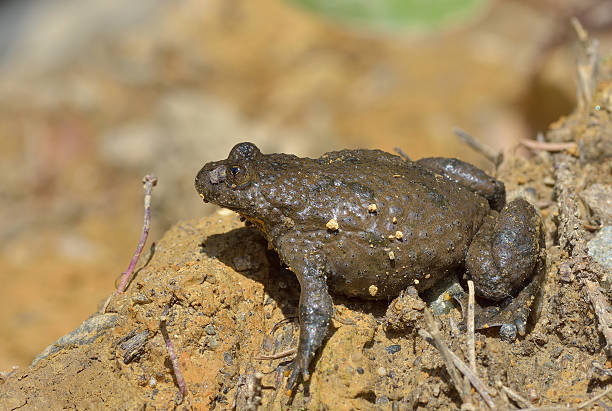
451, 272, 542, 341
462, 197, 545, 340
286, 274, 333, 392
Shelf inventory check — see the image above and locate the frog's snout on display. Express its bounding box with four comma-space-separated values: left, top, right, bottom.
196, 164, 226, 203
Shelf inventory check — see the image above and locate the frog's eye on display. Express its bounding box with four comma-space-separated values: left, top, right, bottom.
227, 164, 251, 189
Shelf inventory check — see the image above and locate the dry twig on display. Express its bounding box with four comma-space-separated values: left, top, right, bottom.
116, 174, 158, 293
584, 280, 612, 356
571, 17, 599, 110
160, 304, 187, 404
420, 310, 495, 409
516, 385, 612, 410
466, 280, 476, 373
102, 174, 157, 313
503, 385, 532, 408
394, 147, 411, 162
256, 348, 297, 361
519, 139, 577, 153
453, 128, 503, 167
0, 366, 18, 383
463, 281, 477, 407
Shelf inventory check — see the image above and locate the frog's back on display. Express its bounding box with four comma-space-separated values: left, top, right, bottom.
260, 149, 490, 299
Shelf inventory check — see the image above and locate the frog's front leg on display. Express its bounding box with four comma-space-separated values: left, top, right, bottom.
286, 269, 333, 390
465, 198, 545, 340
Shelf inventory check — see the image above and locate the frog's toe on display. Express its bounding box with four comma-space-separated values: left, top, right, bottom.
472, 272, 542, 339
499, 323, 517, 341
286, 363, 301, 392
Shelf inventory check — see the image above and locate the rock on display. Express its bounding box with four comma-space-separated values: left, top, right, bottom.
581, 184, 612, 225
32, 313, 119, 365
587, 226, 612, 272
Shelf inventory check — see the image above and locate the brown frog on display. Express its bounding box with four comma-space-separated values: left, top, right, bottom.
195, 142, 545, 390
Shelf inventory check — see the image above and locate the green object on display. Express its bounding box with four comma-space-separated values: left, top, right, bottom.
287, 0, 487, 31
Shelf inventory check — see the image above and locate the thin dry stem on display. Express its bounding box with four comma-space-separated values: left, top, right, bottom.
256, 348, 297, 361
503, 385, 531, 408
102, 174, 157, 313
466, 280, 476, 373
160, 304, 187, 404
394, 147, 411, 162
116, 174, 158, 293
572, 17, 599, 110
0, 365, 18, 383
463, 281, 477, 407
453, 128, 503, 167
519, 139, 577, 152
420, 310, 495, 409
517, 385, 612, 410
584, 280, 612, 356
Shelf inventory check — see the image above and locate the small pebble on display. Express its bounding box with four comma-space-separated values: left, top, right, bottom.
386, 344, 401, 355
326, 219, 340, 231
368, 203, 377, 213
356, 367, 364, 374
395, 231, 403, 240
223, 352, 233, 365
388, 251, 395, 260
369, 285, 378, 296
377, 367, 387, 376
392, 217, 398, 223
205, 325, 216, 335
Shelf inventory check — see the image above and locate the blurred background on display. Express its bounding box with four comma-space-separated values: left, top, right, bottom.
0, 0, 611, 371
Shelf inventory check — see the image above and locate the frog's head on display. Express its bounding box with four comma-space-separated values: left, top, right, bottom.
195, 142, 262, 214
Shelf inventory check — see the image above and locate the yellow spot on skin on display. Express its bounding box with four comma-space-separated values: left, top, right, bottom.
326, 219, 339, 231
367, 203, 377, 213
369, 285, 378, 296
395, 231, 403, 240
388, 251, 395, 260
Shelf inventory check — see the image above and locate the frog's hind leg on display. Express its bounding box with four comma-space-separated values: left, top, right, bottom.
416, 157, 505, 211
463, 198, 545, 340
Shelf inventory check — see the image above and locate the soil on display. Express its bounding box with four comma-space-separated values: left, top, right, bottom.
2, 55, 612, 410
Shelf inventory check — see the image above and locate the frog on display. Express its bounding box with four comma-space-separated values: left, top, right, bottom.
195, 142, 545, 390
